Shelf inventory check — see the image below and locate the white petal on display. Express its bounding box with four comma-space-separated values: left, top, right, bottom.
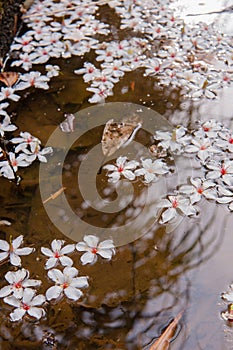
80, 251, 96, 265
0, 251, 9, 262
59, 256, 73, 267
47, 269, 64, 284
45, 258, 57, 269
28, 306, 45, 319
10, 308, 26, 322
60, 244, 75, 254
122, 170, 135, 180
23, 279, 41, 288
41, 247, 53, 257
46, 285, 63, 301
30, 294, 45, 306
84, 235, 99, 247
9, 253, 21, 266
63, 266, 78, 278
97, 249, 114, 260
15, 247, 34, 256
0, 240, 9, 251
12, 235, 23, 249
76, 242, 88, 252
4, 296, 20, 307
0, 286, 12, 298
98, 240, 115, 249
64, 286, 82, 301
51, 239, 64, 252
22, 288, 35, 304
161, 208, 177, 223
71, 276, 89, 289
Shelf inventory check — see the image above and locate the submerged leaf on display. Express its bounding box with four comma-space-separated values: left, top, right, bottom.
149, 311, 183, 350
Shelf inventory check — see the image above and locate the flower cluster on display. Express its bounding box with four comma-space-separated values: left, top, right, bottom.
104, 156, 171, 184
104, 120, 233, 225
4, 0, 232, 107
0, 235, 116, 321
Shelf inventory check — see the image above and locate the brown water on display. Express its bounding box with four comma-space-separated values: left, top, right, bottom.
1, 2, 233, 350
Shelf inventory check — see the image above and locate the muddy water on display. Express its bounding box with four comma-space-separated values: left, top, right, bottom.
1, 4, 233, 350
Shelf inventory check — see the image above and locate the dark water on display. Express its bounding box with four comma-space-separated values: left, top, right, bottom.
1, 1, 233, 349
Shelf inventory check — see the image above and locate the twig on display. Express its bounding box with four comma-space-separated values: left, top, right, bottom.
43, 187, 66, 204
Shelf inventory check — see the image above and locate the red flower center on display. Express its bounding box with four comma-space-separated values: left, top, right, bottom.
22, 303, 30, 311
229, 138, 233, 144
221, 167, 227, 175
54, 251, 60, 259
14, 281, 22, 289
63, 282, 69, 289
91, 248, 97, 254
172, 199, 178, 208
118, 166, 124, 172
197, 187, 203, 194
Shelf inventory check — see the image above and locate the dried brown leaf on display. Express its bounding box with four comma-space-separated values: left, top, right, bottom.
0, 72, 19, 87
101, 114, 142, 157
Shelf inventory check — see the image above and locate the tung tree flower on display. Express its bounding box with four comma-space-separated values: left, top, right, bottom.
4, 288, 45, 322
41, 239, 75, 269
0, 269, 41, 299
46, 266, 89, 301
0, 235, 35, 266
103, 156, 139, 183
179, 177, 217, 204
135, 158, 170, 183
156, 194, 197, 224
76, 235, 116, 265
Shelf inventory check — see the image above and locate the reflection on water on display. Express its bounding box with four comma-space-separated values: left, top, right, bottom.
0, 2, 233, 350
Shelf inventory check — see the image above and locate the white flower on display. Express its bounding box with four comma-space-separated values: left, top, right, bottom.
0, 235, 34, 266
135, 158, 170, 183
154, 126, 191, 154
46, 266, 88, 301
4, 288, 45, 322
76, 235, 116, 265
0, 115, 17, 137
206, 159, 233, 186
194, 119, 224, 139
103, 156, 139, 183
185, 137, 220, 163
0, 152, 30, 179
0, 269, 41, 299
41, 239, 75, 269
0, 87, 20, 102
179, 177, 217, 204
11, 131, 41, 153
156, 194, 196, 224
45, 64, 60, 78
15, 71, 50, 91
216, 185, 233, 211
215, 131, 233, 153
22, 145, 53, 163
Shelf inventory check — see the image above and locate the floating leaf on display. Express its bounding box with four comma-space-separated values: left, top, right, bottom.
0, 72, 19, 87
101, 114, 142, 157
